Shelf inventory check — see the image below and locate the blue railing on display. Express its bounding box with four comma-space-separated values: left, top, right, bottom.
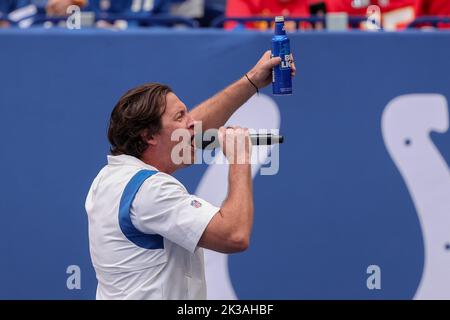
2, 13, 450, 30
407, 16, 450, 28
212, 15, 450, 30
95, 13, 198, 28
211, 16, 369, 30
2, 13, 198, 28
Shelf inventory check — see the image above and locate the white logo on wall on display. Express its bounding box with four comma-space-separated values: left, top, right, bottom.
382, 94, 450, 299
365, 5, 381, 30
66, 265, 81, 290
367, 265, 381, 290
202, 93, 450, 299
66, 5, 81, 30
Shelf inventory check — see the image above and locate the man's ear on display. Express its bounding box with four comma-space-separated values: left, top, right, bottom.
141, 129, 157, 146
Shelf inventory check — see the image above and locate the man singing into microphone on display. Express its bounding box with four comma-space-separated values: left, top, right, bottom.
85, 51, 296, 300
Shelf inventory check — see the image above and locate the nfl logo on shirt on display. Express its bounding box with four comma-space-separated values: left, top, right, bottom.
191, 199, 202, 208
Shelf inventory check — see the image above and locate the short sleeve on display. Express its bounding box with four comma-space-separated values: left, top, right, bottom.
130, 172, 219, 253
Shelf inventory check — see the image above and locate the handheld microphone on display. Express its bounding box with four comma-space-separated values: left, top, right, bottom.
194, 129, 284, 150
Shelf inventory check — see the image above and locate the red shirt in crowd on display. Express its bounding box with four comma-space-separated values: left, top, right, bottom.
225, 0, 310, 30
225, 0, 450, 30
417, 0, 450, 28
418, 0, 450, 15
326, 0, 419, 14
326, 0, 420, 29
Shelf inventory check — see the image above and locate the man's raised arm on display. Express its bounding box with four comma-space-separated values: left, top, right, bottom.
189, 51, 295, 131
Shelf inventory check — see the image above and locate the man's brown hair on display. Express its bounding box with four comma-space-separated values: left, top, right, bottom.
108, 83, 172, 158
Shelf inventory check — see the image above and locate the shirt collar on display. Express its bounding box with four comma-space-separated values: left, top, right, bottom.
107, 154, 159, 171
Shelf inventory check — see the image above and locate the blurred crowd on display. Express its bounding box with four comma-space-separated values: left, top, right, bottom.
0, 0, 221, 28
225, 0, 450, 30
0, 0, 449, 30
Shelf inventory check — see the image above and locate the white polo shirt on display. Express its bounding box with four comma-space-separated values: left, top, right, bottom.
85, 154, 219, 300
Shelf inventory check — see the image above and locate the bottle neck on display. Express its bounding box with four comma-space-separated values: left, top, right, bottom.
274, 21, 286, 35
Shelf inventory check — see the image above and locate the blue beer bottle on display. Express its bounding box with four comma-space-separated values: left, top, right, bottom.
272, 16, 292, 95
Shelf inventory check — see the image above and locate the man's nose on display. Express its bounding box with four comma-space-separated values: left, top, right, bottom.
187, 115, 196, 129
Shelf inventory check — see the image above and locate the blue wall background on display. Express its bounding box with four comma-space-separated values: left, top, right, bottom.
0, 29, 449, 299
